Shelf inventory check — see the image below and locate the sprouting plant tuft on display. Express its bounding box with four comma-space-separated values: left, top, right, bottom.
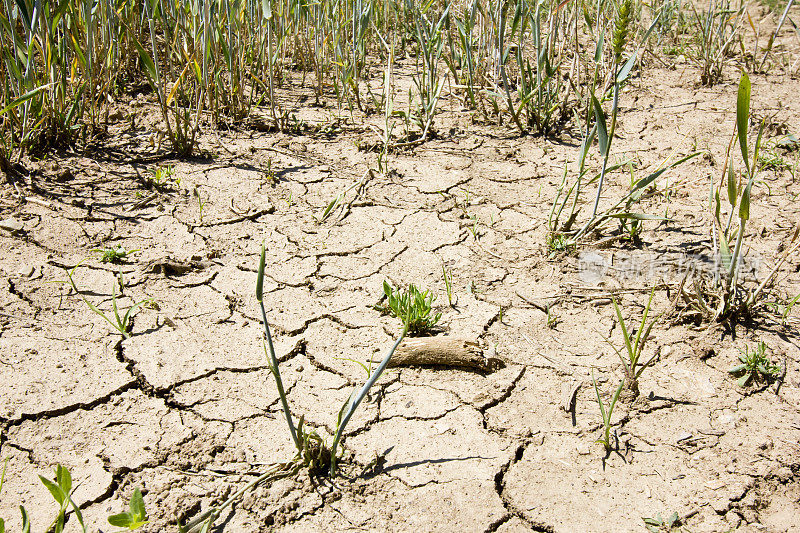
93, 245, 139, 264
728, 341, 781, 387
0, 462, 146, 533
546, 232, 575, 258
146, 164, 177, 189
679, 73, 800, 328
593, 370, 624, 453
382, 281, 442, 336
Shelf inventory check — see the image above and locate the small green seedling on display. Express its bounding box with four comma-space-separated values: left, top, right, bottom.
608, 288, 662, 397
147, 164, 177, 189
39, 464, 86, 533
442, 264, 456, 307
765, 292, 800, 327
546, 232, 575, 258
193, 186, 207, 224
642, 511, 681, 532
593, 370, 624, 453
107, 488, 149, 530
64, 267, 152, 339
92, 245, 139, 264
383, 281, 441, 336
729, 341, 781, 387
264, 158, 278, 184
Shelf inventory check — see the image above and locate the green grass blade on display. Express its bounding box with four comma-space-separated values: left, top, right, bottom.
20, 507, 30, 533
592, 93, 608, 156
727, 160, 737, 207
256, 244, 266, 301
739, 178, 753, 221
633, 288, 655, 362
736, 72, 751, 172
592, 370, 607, 421
0, 83, 52, 115
608, 379, 624, 416
612, 297, 634, 362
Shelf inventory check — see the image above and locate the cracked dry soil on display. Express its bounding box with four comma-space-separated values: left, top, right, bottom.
2, 42, 800, 533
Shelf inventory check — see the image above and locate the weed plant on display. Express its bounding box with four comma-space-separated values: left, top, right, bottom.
728, 341, 781, 387
382, 281, 442, 336
643, 511, 681, 532
92, 246, 139, 265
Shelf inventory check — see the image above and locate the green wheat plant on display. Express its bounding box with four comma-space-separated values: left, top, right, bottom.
688, 0, 744, 85
607, 288, 662, 397
182, 244, 410, 531
409, 3, 449, 141
593, 370, 624, 453
679, 73, 800, 326
442, 264, 456, 307
548, 12, 698, 245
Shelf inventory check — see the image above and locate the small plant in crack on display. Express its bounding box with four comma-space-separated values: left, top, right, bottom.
180, 244, 410, 532
728, 341, 781, 387
62, 264, 152, 339
92, 245, 139, 264
382, 281, 441, 336
146, 164, 178, 190
593, 370, 624, 453
193, 185, 207, 224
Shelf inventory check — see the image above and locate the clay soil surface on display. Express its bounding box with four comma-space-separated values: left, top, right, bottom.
2, 11, 800, 533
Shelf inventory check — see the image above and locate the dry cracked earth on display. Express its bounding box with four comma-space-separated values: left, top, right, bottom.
2, 30, 800, 533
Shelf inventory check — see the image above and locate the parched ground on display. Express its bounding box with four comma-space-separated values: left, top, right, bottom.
2, 16, 800, 533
